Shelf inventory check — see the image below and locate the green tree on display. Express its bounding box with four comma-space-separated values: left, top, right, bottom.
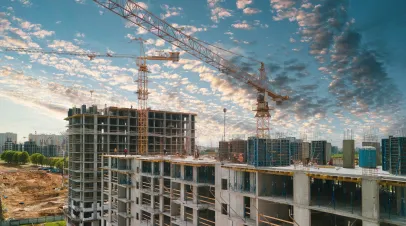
1, 151, 13, 163
37, 154, 45, 166
30, 153, 39, 165
12, 152, 20, 164
55, 159, 64, 171
19, 151, 29, 164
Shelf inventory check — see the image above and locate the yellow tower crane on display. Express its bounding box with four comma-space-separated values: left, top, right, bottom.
1, 46, 180, 155
93, 0, 289, 138
132, 38, 180, 154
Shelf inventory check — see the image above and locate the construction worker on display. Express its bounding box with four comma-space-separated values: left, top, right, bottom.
114, 148, 117, 155
124, 148, 128, 157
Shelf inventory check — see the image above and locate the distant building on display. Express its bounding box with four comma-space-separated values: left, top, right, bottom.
0, 132, 17, 154
28, 133, 66, 157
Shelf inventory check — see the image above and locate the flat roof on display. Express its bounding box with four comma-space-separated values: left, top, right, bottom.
103, 154, 216, 165
222, 163, 406, 182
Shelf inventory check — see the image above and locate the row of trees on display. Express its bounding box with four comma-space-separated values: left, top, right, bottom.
1, 151, 67, 172
30, 153, 67, 171
0, 151, 30, 164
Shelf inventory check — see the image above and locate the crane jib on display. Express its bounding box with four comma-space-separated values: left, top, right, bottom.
92, 0, 288, 103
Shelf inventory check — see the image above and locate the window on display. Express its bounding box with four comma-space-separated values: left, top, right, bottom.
136, 213, 139, 220
222, 179, 228, 190
221, 203, 228, 215
137, 167, 140, 173
136, 182, 139, 189
136, 197, 139, 204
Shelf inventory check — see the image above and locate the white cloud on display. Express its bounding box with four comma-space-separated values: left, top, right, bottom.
48, 40, 82, 52
210, 7, 232, 23
155, 39, 165, 47
75, 32, 85, 38
75, 0, 86, 4
55, 21, 61, 24
232, 20, 251, 29
243, 8, 261, 14
31, 30, 55, 39
161, 4, 183, 19
289, 37, 296, 43
18, 0, 32, 7
237, 0, 252, 9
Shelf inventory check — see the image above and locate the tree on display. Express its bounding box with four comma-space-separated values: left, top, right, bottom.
30, 153, 39, 165
12, 152, 20, 164
1, 151, 14, 163
55, 159, 64, 171
49, 158, 58, 167
37, 154, 45, 166
19, 151, 29, 164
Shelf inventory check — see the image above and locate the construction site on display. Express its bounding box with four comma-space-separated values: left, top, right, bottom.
1, 1, 405, 226
0, 163, 67, 220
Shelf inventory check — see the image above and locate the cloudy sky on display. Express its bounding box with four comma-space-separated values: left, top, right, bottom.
0, 0, 405, 147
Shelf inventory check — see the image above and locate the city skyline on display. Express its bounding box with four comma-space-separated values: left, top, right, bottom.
0, 0, 405, 148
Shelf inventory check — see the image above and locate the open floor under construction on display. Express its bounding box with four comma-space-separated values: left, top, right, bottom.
98, 154, 406, 226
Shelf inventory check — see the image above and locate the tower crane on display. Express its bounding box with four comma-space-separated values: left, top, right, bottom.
1, 46, 180, 155
93, 0, 289, 138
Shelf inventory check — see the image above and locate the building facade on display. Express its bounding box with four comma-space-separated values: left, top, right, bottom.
0, 132, 17, 154
99, 154, 406, 226
64, 105, 196, 226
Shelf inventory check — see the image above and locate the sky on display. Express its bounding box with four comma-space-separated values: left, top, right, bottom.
0, 0, 405, 147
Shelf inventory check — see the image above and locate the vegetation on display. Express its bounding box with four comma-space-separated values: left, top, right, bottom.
22, 221, 66, 226
30, 154, 66, 171
0, 151, 30, 164
43, 221, 66, 226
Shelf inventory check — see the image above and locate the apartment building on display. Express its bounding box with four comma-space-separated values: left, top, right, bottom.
64, 105, 196, 226
100, 154, 406, 226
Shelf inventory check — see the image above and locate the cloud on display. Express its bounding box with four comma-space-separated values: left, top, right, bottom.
210, 7, 232, 23
75, 32, 85, 38
74, 0, 86, 4
232, 20, 252, 29
161, 4, 183, 19
31, 30, 55, 39
237, 0, 252, 9
243, 8, 261, 15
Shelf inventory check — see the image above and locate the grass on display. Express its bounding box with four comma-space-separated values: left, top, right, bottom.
44, 221, 66, 226
22, 221, 66, 226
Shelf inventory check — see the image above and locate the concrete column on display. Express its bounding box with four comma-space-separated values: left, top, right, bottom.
362, 178, 379, 225
396, 186, 406, 216
193, 185, 198, 204
193, 209, 198, 225
293, 172, 310, 226
181, 165, 185, 179
193, 166, 198, 183
180, 183, 185, 203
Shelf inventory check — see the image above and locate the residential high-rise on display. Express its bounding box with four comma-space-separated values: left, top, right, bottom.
29, 133, 66, 157
0, 132, 17, 154
64, 105, 196, 226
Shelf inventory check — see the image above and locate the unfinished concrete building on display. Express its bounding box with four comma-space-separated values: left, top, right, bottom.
100, 154, 406, 226
64, 105, 195, 226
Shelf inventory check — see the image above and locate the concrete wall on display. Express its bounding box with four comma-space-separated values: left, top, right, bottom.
343, 140, 355, 168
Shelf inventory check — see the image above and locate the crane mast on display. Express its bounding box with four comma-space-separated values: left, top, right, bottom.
93, 0, 289, 138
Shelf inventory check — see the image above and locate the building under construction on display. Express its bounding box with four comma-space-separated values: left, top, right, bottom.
99, 153, 406, 226
64, 105, 195, 226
